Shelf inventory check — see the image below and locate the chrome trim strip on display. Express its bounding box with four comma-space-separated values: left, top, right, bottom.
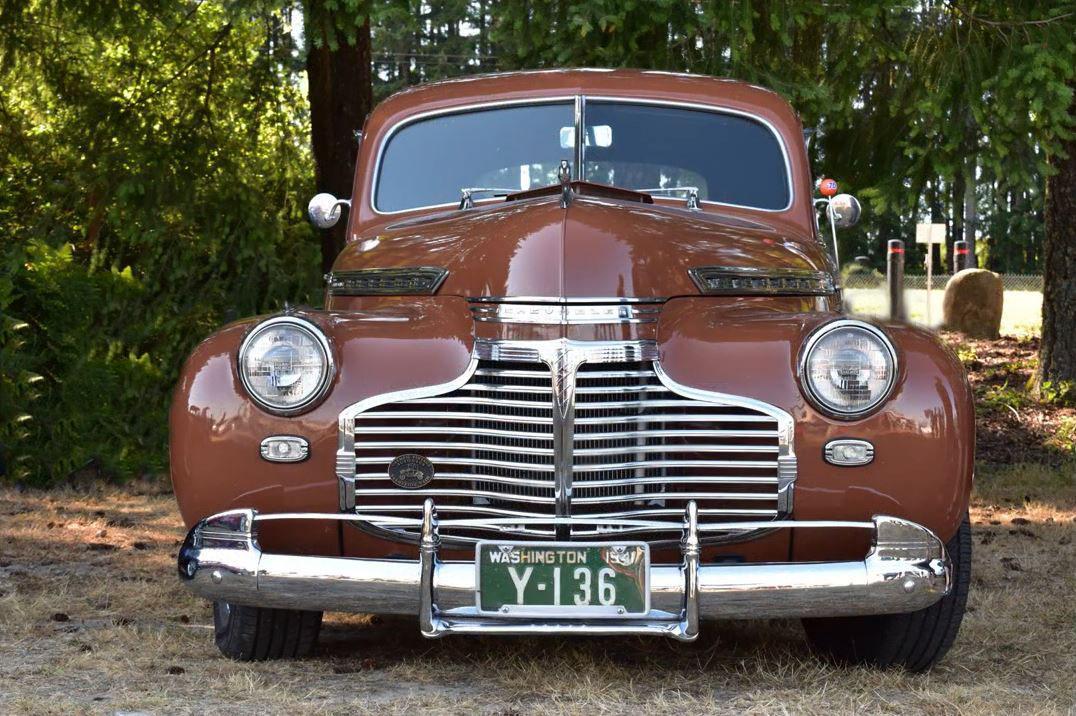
249, 511, 873, 531
469, 302, 662, 325
475, 339, 660, 365
573, 94, 585, 179
178, 508, 951, 638
370, 96, 796, 217
688, 266, 835, 296
349, 506, 781, 521
237, 316, 335, 417
469, 296, 668, 304
327, 267, 448, 296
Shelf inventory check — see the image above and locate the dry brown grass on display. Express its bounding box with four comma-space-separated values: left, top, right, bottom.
1, 466, 1074, 715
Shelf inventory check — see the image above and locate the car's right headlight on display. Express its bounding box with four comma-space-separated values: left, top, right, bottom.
799, 319, 897, 419
237, 316, 334, 415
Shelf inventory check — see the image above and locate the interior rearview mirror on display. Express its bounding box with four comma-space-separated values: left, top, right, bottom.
559, 125, 613, 149
559, 127, 575, 149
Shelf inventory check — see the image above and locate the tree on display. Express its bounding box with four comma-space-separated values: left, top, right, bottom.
303, 1, 374, 273
1039, 85, 1076, 386
0, 1, 317, 483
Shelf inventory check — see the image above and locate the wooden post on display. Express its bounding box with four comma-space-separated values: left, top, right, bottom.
888, 239, 905, 321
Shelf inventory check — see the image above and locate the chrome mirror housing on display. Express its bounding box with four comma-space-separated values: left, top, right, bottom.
828, 193, 861, 230
308, 193, 351, 229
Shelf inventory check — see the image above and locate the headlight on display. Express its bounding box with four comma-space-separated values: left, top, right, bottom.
799, 319, 896, 418
238, 316, 334, 414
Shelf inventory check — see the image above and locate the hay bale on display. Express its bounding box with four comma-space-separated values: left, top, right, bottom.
943, 269, 1004, 339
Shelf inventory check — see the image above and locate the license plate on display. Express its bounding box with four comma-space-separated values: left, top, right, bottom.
476, 541, 649, 617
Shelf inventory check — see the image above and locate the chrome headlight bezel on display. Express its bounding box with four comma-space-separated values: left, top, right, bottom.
237, 315, 335, 416
797, 319, 898, 420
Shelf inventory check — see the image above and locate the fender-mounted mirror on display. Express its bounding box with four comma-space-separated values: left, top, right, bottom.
828, 193, 862, 229
307, 193, 351, 229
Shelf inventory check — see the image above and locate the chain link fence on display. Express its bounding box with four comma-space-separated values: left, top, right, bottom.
843, 273, 1043, 335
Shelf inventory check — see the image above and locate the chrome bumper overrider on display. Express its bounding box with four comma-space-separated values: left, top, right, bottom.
177, 501, 950, 642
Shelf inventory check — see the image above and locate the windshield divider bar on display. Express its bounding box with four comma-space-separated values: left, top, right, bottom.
574, 95, 585, 181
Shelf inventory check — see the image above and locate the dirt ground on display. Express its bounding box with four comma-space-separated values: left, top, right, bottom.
1, 468, 1073, 714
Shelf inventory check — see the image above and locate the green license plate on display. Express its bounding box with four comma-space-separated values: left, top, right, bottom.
476, 542, 649, 617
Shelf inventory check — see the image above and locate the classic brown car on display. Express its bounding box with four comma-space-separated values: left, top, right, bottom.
173, 69, 972, 670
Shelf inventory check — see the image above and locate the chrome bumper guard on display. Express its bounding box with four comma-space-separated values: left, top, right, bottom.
178, 501, 950, 642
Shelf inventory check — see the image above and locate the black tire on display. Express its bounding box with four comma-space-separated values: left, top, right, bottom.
212, 601, 322, 661
802, 515, 971, 672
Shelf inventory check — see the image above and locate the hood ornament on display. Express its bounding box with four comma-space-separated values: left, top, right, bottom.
558, 160, 573, 208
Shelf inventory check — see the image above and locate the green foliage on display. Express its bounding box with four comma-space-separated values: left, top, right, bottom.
954, 343, 979, 366
3, 0, 1075, 484
1, 1, 319, 484
370, 0, 491, 100
1048, 416, 1076, 453
841, 261, 883, 281
981, 382, 1033, 414
1037, 380, 1075, 407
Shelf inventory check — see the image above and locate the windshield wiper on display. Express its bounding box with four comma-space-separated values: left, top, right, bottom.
636, 186, 700, 210
458, 187, 518, 210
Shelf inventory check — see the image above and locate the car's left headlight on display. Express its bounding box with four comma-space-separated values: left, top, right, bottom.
238, 316, 334, 415
799, 319, 897, 419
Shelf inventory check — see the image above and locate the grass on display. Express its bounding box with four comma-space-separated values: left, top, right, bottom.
1, 472, 1074, 715
844, 288, 1043, 337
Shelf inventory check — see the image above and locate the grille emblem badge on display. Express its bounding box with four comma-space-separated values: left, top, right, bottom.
388, 454, 435, 489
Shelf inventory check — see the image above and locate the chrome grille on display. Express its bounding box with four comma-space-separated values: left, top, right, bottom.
570, 362, 783, 539
345, 347, 794, 545
351, 361, 558, 538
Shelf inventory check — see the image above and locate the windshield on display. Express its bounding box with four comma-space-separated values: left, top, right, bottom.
374, 100, 790, 213
375, 102, 574, 213
582, 102, 790, 210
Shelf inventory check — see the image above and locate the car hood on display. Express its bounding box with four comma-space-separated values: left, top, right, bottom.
335, 195, 833, 299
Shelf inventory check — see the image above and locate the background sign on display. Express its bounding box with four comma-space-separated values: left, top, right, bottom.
915, 223, 947, 325
916, 223, 947, 245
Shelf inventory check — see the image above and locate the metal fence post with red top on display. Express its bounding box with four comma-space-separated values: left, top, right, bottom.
953, 240, 970, 272
887, 239, 905, 321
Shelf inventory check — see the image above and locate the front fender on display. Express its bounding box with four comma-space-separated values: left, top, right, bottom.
168, 297, 474, 555
657, 298, 974, 560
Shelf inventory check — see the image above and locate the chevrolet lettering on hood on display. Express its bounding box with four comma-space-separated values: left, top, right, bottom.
171, 69, 973, 672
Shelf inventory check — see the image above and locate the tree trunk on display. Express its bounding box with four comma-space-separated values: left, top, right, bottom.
1037, 94, 1076, 385
1038, 88, 1076, 386
929, 181, 944, 271
306, 17, 373, 274
950, 167, 964, 273
964, 155, 978, 268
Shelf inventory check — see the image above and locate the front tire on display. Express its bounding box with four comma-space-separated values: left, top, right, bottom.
802, 515, 971, 672
212, 601, 322, 661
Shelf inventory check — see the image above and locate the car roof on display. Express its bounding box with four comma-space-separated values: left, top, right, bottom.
371, 68, 797, 126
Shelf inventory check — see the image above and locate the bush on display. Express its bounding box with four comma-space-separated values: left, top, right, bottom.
841, 262, 884, 288
0, 4, 320, 485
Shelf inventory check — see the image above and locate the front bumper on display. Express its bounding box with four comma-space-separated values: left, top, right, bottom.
178, 501, 950, 642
